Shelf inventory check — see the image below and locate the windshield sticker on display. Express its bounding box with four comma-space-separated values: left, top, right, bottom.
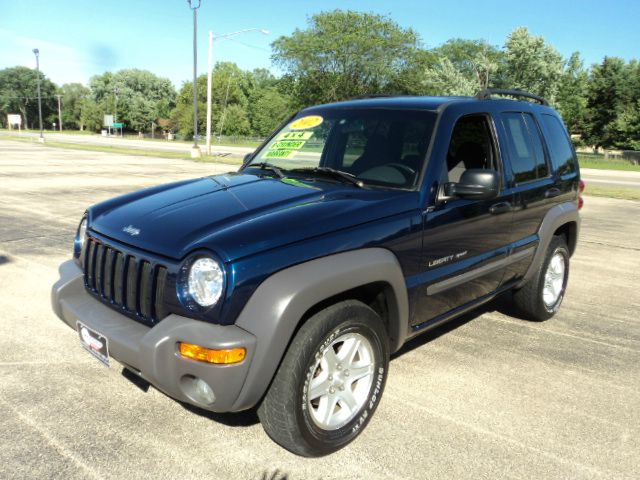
271, 140, 307, 150
290, 115, 323, 130
264, 149, 297, 159
277, 131, 314, 141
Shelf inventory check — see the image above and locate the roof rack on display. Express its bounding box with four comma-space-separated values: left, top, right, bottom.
475, 88, 549, 106
350, 94, 397, 100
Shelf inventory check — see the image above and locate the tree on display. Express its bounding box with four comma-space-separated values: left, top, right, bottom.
584, 57, 626, 149
248, 87, 293, 136
433, 39, 506, 90
422, 57, 481, 96
0, 66, 57, 129
217, 104, 251, 136
555, 53, 589, 134
616, 100, 640, 150
87, 69, 176, 132
59, 83, 90, 130
503, 27, 564, 101
170, 62, 258, 139
272, 10, 420, 107
79, 97, 103, 132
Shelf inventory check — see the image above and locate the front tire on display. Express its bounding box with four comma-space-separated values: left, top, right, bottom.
258, 300, 389, 457
512, 235, 570, 321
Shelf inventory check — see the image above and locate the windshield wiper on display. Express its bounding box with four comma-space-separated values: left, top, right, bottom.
251, 162, 285, 179
290, 167, 364, 188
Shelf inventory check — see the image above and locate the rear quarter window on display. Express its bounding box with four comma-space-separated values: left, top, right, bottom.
501, 112, 548, 183
540, 114, 577, 176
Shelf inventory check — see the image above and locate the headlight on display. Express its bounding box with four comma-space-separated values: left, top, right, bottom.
74, 217, 88, 258
186, 257, 224, 307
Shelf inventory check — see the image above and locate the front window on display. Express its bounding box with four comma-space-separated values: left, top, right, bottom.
248, 108, 436, 188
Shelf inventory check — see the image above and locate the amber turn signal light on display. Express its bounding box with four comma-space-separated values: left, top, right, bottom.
179, 343, 246, 364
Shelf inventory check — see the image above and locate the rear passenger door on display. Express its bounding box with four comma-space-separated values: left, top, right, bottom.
499, 111, 555, 283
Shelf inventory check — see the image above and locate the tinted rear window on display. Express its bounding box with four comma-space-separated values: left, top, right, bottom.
541, 114, 577, 176
501, 112, 548, 183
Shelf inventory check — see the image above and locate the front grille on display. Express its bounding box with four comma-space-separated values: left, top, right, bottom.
83, 237, 169, 326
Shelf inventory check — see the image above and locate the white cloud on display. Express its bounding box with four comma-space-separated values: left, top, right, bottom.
0, 28, 92, 85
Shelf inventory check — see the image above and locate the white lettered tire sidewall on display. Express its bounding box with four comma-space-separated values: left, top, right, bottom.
299, 321, 388, 447
258, 300, 389, 456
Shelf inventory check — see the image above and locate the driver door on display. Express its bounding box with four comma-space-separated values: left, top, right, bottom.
413, 112, 514, 326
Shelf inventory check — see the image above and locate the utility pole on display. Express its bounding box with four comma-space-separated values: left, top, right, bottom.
205, 28, 269, 154
32, 48, 44, 142
188, 0, 202, 158
206, 31, 214, 155
217, 74, 233, 142
56, 94, 63, 131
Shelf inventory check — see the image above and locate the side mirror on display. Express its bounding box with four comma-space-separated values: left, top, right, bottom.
444, 169, 500, 200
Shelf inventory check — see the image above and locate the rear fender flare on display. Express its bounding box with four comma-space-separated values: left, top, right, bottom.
519, 201, 580, 287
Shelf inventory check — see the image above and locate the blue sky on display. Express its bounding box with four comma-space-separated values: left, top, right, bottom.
1, 0, 638, 87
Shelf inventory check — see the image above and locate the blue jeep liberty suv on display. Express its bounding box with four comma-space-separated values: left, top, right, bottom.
52, 89, 582, 456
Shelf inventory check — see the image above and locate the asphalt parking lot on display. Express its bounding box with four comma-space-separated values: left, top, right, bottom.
1, 139, 638, 479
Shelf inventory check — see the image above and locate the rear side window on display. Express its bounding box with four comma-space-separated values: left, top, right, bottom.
502, 112, 548, 183
540, 114, 577, 176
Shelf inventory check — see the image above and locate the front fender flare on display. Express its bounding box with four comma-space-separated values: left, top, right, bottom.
231, 247, 409, 411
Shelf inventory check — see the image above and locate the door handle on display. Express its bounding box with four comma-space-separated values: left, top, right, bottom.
490, 201, 511, 215
545, 187, 561, 198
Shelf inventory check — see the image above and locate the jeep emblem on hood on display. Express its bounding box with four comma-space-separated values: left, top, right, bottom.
122, 225, 141, 236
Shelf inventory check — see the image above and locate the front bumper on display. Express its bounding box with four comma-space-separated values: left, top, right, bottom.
51, 260, 257, 412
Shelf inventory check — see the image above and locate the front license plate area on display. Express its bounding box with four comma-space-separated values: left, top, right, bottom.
77, 321, 110, 367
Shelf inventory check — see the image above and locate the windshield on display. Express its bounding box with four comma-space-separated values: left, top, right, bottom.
248, 108, 436, 188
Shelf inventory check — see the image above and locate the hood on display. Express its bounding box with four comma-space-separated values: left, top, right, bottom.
89, 172, 418, 261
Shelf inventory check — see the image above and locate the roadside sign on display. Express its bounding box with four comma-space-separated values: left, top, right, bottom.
103, 115, 114, 127
7, 114, 21, 126
112, 123, 124, 128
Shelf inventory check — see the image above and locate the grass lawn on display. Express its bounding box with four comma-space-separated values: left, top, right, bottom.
577, 154, 640, 171
0, 128, 262, 148
583, 185, 640, 201
1, 134, 243, 165
5, 128, 95, 135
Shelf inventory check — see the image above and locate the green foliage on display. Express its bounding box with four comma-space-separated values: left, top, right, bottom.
0, 66, 57, 129
59, 83, 90, 129
432, 39, 506, 90
556, 53, 589, 134
79, 98, 104, 131
217, 104, 251, 136
272, 10, 420, 106
422, 57, 481, 96
87, 69, 176, 132
248, 87, 294, 136
503, 27, 564, 101
584, 57, 627, 148
169, 63, 294, 139
0, 10, 638, 150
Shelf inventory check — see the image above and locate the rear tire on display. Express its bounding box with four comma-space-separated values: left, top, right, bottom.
258, 300, 389, 457
512, 235, 570, 321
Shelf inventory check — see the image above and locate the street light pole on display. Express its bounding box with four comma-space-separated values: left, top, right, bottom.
205, 31, 214, 155
188, 0, 202, 158
32, 48, 44, 142
204, 28, 269, 154
56, 94, 63, 131
113, 87, 120, 137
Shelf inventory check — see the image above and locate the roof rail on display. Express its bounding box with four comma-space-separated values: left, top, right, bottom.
349, 94, 397, 100
475, 88, 549, 106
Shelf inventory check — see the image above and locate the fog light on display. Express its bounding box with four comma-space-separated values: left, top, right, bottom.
194, 378, 216, 404
179, 343, 246, 364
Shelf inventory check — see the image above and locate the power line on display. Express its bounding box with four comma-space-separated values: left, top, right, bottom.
225, 37, 271, 52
